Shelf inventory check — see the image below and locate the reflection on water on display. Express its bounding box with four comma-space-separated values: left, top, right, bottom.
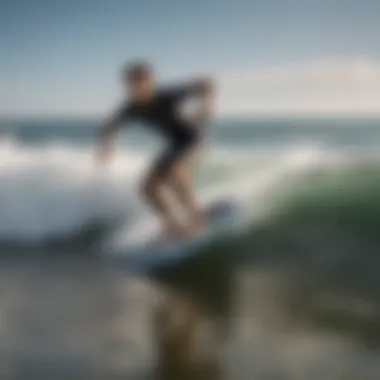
0, 255, 156, 379
0, 236, 380, 380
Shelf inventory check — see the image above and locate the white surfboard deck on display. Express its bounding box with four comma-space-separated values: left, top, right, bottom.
121, 198, 241, 273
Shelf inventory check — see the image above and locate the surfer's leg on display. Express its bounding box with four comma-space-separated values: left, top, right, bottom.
169, 159, 204, 235
165, 136, 204, 236
140, 166, 185, 239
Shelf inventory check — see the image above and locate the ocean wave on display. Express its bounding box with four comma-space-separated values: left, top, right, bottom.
0, 137, 378, 250
270, 163, 380, 236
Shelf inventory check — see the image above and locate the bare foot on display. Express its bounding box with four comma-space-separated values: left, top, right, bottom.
161, 224, 188, 243
186, 214, 205, 238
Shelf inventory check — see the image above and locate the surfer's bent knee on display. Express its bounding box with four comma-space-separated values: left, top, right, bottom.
140, 175, 162, 200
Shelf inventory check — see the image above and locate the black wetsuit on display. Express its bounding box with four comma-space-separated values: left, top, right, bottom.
111, 82, 205, 178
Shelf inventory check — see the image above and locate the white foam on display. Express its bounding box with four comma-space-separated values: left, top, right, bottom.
0, 139, 148, 243
0, 138, 337, 245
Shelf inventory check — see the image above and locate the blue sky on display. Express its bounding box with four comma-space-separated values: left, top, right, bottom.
1, 0, 380, 116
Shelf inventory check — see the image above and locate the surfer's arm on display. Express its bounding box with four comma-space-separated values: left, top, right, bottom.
172, 77, 215, 100
194, 77, 216, 123
171, 77, 216, 124
96, 106, 130, 164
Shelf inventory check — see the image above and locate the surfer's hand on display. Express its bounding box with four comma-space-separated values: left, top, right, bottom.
95, 142, 113, 166
194, 77, 216, 124
197, 76, 215, 95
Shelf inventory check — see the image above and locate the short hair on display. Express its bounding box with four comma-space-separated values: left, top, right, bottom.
123, 60, 153, 81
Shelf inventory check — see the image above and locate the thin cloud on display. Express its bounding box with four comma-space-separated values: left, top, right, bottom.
217, 60, 380, 116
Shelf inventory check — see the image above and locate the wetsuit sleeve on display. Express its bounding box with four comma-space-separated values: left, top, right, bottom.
100, 104, 133, 139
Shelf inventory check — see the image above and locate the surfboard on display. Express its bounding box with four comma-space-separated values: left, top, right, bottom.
121, 198, 241, 273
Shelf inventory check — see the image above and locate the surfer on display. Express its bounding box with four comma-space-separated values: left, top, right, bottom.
96, 61, 215, 239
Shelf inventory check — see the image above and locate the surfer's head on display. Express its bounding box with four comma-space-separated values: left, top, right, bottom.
123, 60, 155, 101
